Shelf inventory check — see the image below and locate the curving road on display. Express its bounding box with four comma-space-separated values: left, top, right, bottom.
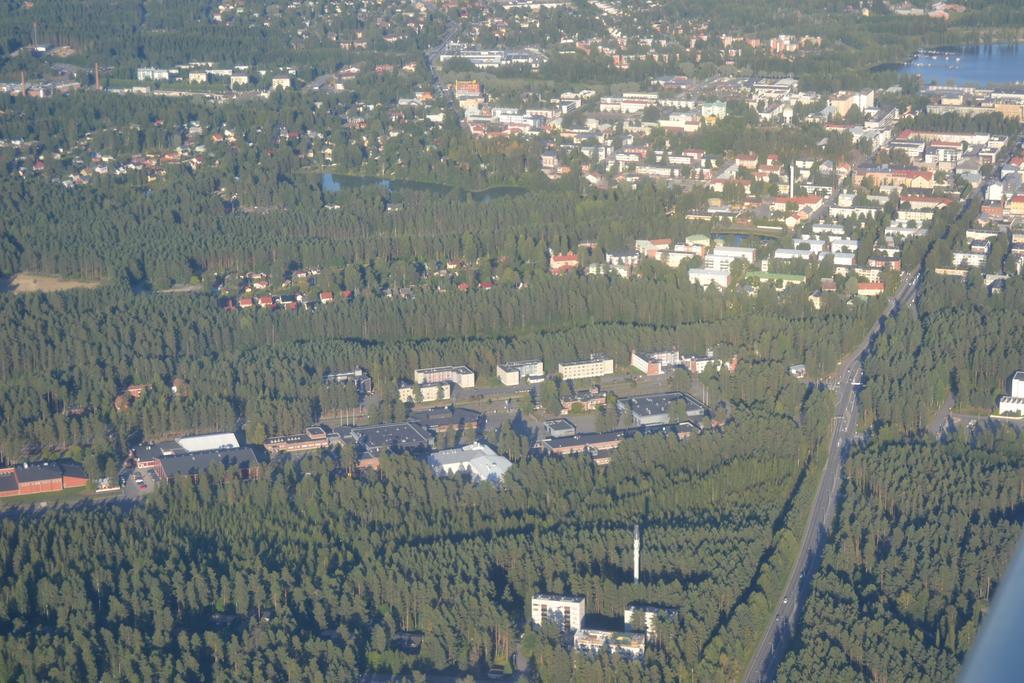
742, 269, 921, 683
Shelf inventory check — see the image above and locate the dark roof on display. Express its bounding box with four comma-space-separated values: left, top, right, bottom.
0, 471, 18, 493
620, 392, 706, 418
158, 447, 258, 479
349, 422, 433, 453
16, 462, 64, 483
410, 407, 482, 430
545, 424, 693, 451
56, 459, 88, 480
545, 430, 627, 450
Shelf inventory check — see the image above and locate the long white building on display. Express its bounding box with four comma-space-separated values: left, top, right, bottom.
558, 354, 614, 381
414, 366, 476, 389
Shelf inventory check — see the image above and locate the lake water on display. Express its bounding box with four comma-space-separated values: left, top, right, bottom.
321, 173, 527, 202
900, 43, 1024, 87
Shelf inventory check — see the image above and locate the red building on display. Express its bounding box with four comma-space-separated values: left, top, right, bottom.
0, 460, 89, 498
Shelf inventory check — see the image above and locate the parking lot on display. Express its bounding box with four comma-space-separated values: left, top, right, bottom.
120, 467, 160, 498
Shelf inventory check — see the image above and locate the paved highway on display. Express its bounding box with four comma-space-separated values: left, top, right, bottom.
742, 269, 920, 683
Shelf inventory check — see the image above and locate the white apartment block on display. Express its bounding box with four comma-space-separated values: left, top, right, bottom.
631, 350, 680, 376
951, 252, 987, 269
704, 246, 756, 271
558, 354, 614, 381
414, 366, 476, 389
496, 360, 545, 386
532, 594, 586, 632
998, 371, 1024, 415
689, 268, 731, 289
624, 604, 679, 639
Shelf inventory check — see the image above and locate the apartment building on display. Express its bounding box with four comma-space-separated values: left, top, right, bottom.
496, 359, 545, 386
532, 594, 586, 632
558, 354, 614, 380
413, 366, 476, 389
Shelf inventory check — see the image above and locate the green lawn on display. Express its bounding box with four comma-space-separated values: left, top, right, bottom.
0, 486, 95, 508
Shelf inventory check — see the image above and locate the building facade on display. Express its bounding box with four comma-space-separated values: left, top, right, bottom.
414, 366, 476, 389
558, 354, 614, 380
531, 594, 586, 632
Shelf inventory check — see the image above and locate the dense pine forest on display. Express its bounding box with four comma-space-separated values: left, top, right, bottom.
0, 396, 832, 682
777, 434, 1024, 682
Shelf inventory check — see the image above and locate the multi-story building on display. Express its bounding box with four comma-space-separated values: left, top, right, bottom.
531, 594, 586, 632
704, 246, 756, 271
265, 426, 338, 454
630, 350, 680, 376
998, 370, 1024, 415
413, 366, 476, 389
496, 360, 545, 386
624, 604, 679, 639
558, 354, 614, 380
399, 381, 452, 403
688, 268, 731, 289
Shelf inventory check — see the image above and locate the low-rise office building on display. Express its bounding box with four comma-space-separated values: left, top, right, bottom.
573, 629, 646, 658
618, 392, 707, 426
544, 418, 577, 438
410, 406, 482, 433
265, 426, 339, 454
347, 422, 434, 455
138, 447, 260, 482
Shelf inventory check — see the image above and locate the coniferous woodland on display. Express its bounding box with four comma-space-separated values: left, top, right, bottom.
0, 396, 833, 682
1, 0, 1023, 678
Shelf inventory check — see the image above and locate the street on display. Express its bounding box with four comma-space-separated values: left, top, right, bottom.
742, 269, 920, 683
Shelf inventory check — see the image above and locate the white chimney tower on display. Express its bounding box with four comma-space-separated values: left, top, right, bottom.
633, 524, 640, 584
789, 164, 795, 199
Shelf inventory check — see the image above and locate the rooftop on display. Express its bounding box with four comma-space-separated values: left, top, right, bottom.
620, 392, 706, 418
158, 447, 258, 479
350, 422, 433, 452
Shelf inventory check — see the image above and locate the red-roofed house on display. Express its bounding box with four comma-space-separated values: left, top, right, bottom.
319, 291, 334, 304
1007, 195, 1024, 216
550, 251, 580, 275
857, 282, 885, 297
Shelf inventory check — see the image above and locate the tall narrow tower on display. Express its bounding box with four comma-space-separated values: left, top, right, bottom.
94, 63, 101, 91
633, 524, 640, 584
789, 164, 795, 199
